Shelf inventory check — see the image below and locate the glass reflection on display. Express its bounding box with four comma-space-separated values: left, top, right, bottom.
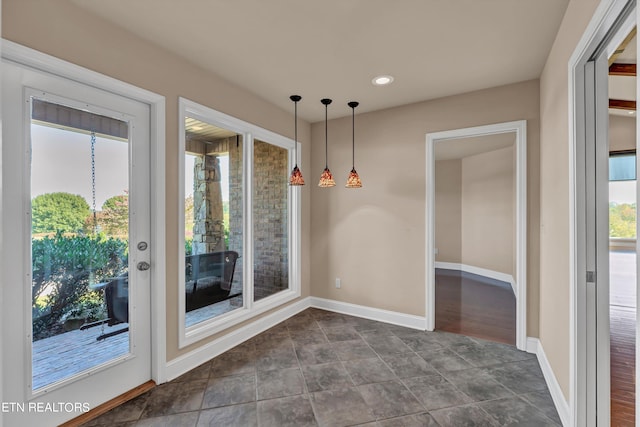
184, 118, 243, 326
253, 139, 289, 301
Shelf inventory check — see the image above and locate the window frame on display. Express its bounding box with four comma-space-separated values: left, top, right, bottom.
178, 97, 301, 348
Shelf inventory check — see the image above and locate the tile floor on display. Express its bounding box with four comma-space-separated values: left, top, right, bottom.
82, 308, 561, 426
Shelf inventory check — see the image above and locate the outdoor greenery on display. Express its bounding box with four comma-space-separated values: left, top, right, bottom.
610, 202, 637, 238
32, 232, 128, 340
31, 192, 130, 340
99, 194, 129, 237
32, 192, 90, 234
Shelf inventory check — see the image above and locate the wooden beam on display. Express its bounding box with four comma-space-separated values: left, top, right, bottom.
609, 99, 637, 111
609, 63, 636, 76
609, 27, 637, 66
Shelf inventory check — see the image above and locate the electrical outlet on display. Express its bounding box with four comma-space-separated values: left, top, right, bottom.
335, 278, 341, 289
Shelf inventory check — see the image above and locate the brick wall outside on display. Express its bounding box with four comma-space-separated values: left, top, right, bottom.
252, 139, 289, 301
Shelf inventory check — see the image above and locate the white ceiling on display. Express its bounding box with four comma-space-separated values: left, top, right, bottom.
435, 133, 515, 161
71, 0, 569, 123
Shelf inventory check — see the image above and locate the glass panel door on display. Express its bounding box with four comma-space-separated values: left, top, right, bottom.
30, 99, 132, 391
3, 58, 152, 426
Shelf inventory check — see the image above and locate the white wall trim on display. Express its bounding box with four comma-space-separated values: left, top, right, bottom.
435, 262, 516, 297
528, 338, 570, 427
167, 296, 429, 381
426, 120, 527, 350
166, 297, 310, 381
309, 297, 427, 331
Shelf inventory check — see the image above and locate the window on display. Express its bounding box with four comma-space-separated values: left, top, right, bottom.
609, 150, 636, 239
609, 151, 636, 181
178, 98, 301, 347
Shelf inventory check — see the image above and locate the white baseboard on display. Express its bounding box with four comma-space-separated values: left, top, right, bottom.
435, 261, 517, 297
309, 297, 427, 330
527, 338, 570, 426
165, 297, 311, 381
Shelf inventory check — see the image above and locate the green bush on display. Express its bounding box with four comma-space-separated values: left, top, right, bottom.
32, 232, 128, 340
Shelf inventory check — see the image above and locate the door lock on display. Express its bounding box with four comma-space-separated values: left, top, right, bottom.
137, 241, 148, 251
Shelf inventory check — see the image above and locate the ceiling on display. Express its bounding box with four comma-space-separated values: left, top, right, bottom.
70, 0, 569, 123
435, 133, 515, 161
609, 33, 637, 117
185, 117, 237, 141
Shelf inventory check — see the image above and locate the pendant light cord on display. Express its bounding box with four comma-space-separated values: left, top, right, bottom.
294, 100, 298, 166
324, 103, 328, 169
351, 107, 355, 169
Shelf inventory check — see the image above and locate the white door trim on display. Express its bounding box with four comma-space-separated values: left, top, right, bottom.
425, 120, 527, 351
0, 40, 167, 387
568, 1, 636, 425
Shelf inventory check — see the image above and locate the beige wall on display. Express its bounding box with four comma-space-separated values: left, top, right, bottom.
310, 80, 540, 337
461, 146, 515, 276
435, 159, 462, 263
2, 0, 312, 361
609, 114, 636, 152
435, 145, 516, 278
538, 0, 602, 400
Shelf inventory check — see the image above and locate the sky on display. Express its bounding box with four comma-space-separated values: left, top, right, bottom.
31, 124, 128, 210
610, 180, 637, 204
31, 124, 230, 210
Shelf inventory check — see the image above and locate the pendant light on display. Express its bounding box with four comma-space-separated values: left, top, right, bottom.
318, 98, 336, 187
345, 101, 362, 188
289, 95, 305, 186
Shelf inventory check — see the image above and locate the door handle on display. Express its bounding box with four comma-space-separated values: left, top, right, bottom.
137, 261, 150, 271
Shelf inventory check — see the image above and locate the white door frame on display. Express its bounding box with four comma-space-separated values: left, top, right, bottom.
0, 38, 167, 411
568, 0, 636, 426
425, 120, 527, 351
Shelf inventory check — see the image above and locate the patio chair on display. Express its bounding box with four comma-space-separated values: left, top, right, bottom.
81, 274, 129, 341
185, 250, 240, 312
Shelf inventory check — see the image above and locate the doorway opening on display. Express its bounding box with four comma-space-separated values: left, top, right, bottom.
426, 120, 527, 351
569, 0, 637, 424
433, 134, 517, 345
608, 27, 637, 427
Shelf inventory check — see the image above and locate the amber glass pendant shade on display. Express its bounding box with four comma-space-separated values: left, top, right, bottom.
345, 168, 362, 188
318, 167, 336, 187
345, 101, 362, 188
288, 95, 305, 186
290, 165, 305, 186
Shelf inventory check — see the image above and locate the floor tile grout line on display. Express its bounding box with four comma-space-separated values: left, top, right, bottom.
83, 308, 560, 426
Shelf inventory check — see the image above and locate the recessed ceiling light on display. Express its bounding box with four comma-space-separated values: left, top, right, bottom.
628, 110, 635, 115
372, 75, 394, 86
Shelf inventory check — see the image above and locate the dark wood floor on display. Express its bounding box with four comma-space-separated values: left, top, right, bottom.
435, 269, 516, 346
610, 250, 636, 427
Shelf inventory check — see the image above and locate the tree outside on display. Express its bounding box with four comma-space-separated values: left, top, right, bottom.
610, 202, 636, 238
32, 192, 90, 235
100, 193, 129, 237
